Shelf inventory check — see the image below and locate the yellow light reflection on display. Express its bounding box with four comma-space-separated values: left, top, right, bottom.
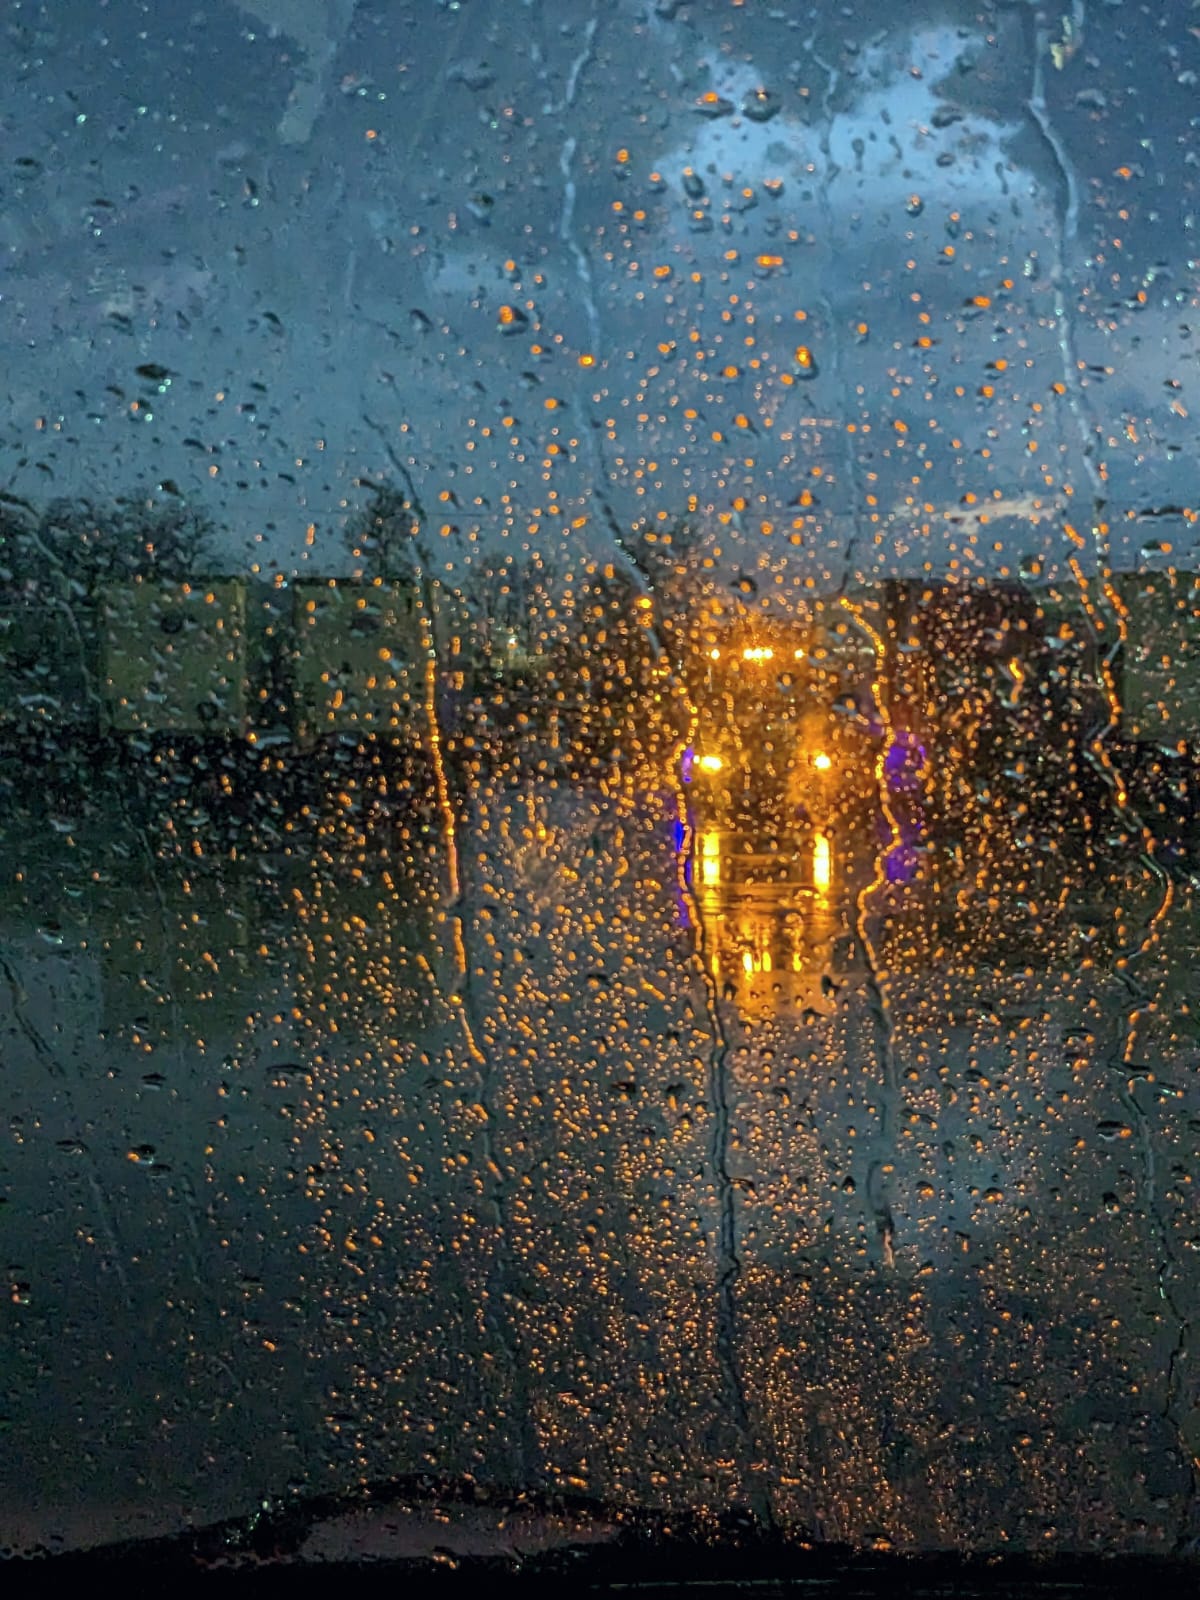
813, 752, 832, 771
742, 646, 774, 661
698, 828, 722, 886
812, 832, 832, 895
697, 752, 724, 773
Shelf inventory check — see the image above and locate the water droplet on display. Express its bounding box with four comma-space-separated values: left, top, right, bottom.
266, 1062, 305, 1086
497, 304, 529, 335
693, 92, 734, 119
742, 88, 780, 123
446, 59, 495, 92
1096, 1120, 1131, 1142
794, 346, 819, 379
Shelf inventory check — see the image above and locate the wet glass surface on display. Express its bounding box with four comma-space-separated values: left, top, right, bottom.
1, 0, 1198, 1564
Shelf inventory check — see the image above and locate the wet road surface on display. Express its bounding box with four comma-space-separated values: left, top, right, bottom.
2, 763, 1197, 1554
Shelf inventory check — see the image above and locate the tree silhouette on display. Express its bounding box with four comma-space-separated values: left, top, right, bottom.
343, 483, 421, 584
1, 491, 218, 589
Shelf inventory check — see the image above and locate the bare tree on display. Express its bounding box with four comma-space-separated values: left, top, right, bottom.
2, 492, 218, 590
342, 482, 421, 584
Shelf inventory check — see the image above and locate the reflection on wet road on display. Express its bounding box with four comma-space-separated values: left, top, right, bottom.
2, 761, 1198, 1555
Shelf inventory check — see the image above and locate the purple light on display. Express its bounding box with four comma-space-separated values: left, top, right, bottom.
885, 844, 919, 885
885, 732, 926, 793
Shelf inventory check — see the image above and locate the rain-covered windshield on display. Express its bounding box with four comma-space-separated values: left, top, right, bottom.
2, 0, 1198, 1574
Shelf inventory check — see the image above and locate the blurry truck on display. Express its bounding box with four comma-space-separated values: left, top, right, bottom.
680, 608, 881, 895
1110, 569, 1200, 854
